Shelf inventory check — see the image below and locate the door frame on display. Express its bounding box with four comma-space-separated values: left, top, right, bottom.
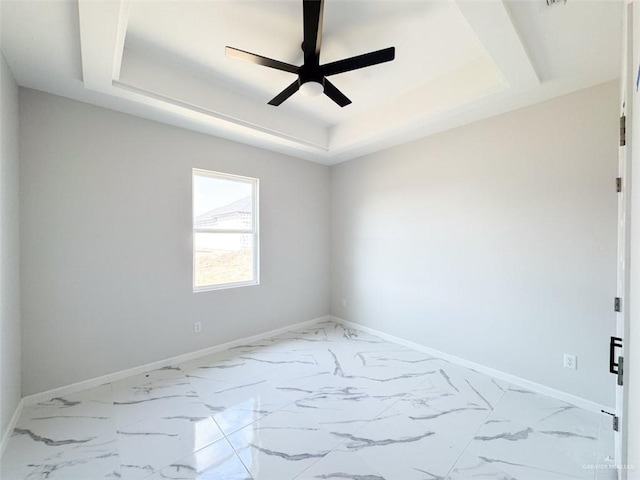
616, 2, 633, 477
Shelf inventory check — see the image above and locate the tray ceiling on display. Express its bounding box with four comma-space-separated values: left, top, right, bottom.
0, 0, 623, 164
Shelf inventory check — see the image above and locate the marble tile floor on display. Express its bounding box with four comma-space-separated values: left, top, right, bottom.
1, 320, 616, 480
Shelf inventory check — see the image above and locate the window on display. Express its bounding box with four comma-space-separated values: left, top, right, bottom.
192, 169, 259, 292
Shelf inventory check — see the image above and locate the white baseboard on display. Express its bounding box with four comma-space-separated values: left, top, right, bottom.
330, 316, 609, 415
15, 313, 607, 421
1, 397, 24, 457
22, 315, 331, 407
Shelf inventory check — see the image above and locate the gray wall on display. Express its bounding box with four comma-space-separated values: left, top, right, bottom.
17, 81, 620, 409
330, 81, 619, 407
19, 89, 330, 395
0, 53, 21, 437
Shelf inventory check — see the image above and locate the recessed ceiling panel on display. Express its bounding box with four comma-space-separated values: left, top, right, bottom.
124, 0, 489, 125
0, 0, 623, 164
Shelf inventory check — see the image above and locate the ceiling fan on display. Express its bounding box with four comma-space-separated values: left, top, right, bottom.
225, 0, 395, 107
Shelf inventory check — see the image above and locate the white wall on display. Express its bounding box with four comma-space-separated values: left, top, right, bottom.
331, 81, 619, 407
19, 89, 330, 395
0, 53, 21, 437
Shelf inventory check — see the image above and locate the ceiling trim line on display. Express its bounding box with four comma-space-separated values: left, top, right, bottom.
112, 0, 130, 81
78, 0, 122, 90
112, 79, 330, 153
450, 0, 540, 91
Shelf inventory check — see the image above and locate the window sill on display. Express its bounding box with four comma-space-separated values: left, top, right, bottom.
193, 280, 259, 293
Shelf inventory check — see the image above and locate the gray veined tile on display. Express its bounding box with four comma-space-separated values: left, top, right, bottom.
112, 365, 186, 393
328, 366, 435, 406
1, 321, 612, 480
112, 370, 201, 429
264, 369, 340, 398
459, 417, 598, 479
227, 405, 342, 480
143, 437, 252, 480
1, 384, 121, 479
346, 355, 441, 382
236, 350, 320, 368
228, 340, 278, 352
491, 387, 600, 438
178, 353, 236, 378
302, 346, 370, 377
295, 386, 391, 435
197, 379, 302, 436
117, 411, 224, 480
15, 383, 117, 440
448, 451, 591, 480
392, 384, 493, 445
272, 322, 387, 348
1, 430, 120, 480
310, 345, 437, 404
294, 450, 385, 480
20, 383, 115, 421
427, 363, 508, 412
332, 409, 467, 480
218, 350, 333, 397
186, 372, 241, 397
323, 324, 389, 345
179, 350, 288, 387
226, 335, 294, 353
354, 348, 448, 373
342, 363, 438, 386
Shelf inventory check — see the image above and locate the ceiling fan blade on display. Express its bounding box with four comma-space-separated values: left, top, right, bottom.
321, 47, 395, 77
323, 79, 351, 107
268, 80, 300, 106
303, 0, 324, 65
225, 46, 299, 74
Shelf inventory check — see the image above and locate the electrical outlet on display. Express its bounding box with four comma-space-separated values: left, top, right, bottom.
564, 353, 577, 370
194, 322, 202, 334
342, 298, 347, 307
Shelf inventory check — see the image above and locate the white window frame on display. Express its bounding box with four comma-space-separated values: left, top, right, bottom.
192, 168, 259, 292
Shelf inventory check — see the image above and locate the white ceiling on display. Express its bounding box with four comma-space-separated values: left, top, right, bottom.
125, 1, 486, 126
0, 0, 623, 165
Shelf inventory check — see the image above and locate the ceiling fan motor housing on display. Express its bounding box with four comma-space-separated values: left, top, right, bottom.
299, 65, 325, 93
